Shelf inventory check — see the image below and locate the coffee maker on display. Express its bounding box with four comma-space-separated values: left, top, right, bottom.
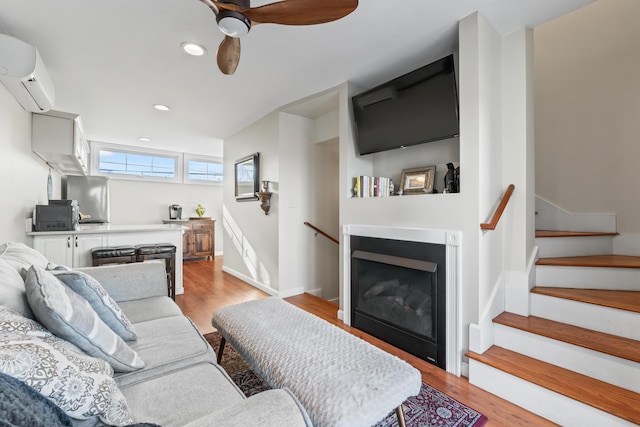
169, 204, 182, 220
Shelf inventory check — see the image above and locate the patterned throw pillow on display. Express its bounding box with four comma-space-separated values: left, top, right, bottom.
0, 306, 134, 426
53, 270, 137, 341
24, 266, 145, 373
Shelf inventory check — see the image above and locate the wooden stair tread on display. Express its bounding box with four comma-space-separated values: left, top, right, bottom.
467, 346, 640, 424
494, 312, 640, 363
535, 230, 618, 238
536, 254, 640, 268
532, 287, 640, 314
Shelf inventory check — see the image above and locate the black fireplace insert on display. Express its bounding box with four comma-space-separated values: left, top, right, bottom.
351, 235, 446, 369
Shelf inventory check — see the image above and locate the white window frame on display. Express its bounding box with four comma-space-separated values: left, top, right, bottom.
90, 141, 183, 184
183, 154, 224, 186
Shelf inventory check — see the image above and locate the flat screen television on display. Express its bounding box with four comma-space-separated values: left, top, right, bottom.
352, 54, 459, 155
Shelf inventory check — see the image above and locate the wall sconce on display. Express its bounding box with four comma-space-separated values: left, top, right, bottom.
256, 180, 272, 215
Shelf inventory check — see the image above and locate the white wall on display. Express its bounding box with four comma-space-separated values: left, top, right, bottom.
223, 112, 280, 292
222, 95, 341, 298
108, 179, 223, 254
535, 0, 640, 234
0, 85, 62, 244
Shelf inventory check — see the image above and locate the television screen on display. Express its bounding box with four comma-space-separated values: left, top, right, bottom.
352, 54, 459, 155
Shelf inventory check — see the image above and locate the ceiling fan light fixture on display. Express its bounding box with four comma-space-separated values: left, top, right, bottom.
217, 10, 251, 37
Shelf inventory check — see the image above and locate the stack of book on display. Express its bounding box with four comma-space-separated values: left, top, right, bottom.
352, 176, 393, 198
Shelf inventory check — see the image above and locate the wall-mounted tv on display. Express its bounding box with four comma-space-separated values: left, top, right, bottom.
352, 54, 459, 155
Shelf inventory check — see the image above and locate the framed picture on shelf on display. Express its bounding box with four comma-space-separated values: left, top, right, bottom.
400, 166, 436, 195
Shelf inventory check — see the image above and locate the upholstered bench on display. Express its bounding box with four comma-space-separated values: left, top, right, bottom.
211, 297, 422, 427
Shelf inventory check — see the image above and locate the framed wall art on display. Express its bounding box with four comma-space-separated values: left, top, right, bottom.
400, 166, 436, 195
234, 152, 260, 201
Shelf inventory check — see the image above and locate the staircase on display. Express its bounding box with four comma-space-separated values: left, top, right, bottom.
467, 231, 640, 426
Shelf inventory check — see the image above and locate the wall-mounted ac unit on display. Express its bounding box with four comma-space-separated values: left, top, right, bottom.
0, 34, 55, 112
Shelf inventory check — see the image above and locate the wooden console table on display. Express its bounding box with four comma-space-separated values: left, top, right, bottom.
164, 218, 215, 260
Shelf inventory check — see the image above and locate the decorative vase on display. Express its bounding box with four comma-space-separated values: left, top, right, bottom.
196, 204, 206, 217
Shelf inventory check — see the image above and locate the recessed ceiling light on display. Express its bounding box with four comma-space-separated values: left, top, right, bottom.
181, 42, 206, 56
153, 104, 170, 111
138, 137, 150, 142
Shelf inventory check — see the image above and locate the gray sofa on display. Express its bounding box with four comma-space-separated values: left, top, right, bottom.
0, 242, 311, 427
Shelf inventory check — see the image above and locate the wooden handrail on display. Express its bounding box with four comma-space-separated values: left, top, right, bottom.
480, 184, 515, 231
304, 222, 339, 245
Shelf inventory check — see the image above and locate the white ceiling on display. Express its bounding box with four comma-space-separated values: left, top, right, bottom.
0, 0, 594, 154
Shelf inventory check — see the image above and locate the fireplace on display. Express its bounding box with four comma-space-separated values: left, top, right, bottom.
351, 236, 446, 369
342, 225, 461, 375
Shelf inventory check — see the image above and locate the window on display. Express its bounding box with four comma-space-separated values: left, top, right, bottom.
186, 157, 223, 183
98, 150, 176, 178
91, 142, 182, 183
90, 141, 221, 185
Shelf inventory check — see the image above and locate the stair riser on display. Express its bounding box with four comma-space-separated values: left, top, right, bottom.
468, 360, 636, 427
531, 293, 640, 341
535, 265, 640, 290
494, 324, 640, 393
536, 236, 614, 258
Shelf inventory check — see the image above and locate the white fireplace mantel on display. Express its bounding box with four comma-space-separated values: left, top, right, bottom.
341, 224, 462, 376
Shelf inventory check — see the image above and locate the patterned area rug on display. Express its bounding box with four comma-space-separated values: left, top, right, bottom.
204, 332, 488, 427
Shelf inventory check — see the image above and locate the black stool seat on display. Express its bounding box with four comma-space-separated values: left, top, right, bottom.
91, 246, 137, 258
134, 243, 176, 255
135, 243, 177, 300
91, 246, 137, 267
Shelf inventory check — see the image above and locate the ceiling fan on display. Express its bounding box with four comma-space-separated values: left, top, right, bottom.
198, 0, 358, 75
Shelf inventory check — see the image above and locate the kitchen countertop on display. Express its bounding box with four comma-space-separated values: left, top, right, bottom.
27, 223, 187, 236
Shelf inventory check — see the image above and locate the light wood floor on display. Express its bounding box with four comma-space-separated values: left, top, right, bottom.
176, 258, 557, 426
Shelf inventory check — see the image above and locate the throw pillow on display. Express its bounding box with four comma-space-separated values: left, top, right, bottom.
0, 258, 34, 319
24, 265, 145, 373
0, 306, 134, 426
0, 242, 51, 274
53, 270, 137, 341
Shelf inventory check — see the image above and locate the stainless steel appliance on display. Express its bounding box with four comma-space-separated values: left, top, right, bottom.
63, 176, 110, 224
169, 204, 182, 220
33, 200, 78, 231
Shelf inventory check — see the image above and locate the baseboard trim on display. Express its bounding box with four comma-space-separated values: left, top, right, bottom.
221, 265, 304, 298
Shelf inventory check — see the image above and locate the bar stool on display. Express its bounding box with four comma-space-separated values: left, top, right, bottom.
91, 246, 137, 266
135, 243, 176, 300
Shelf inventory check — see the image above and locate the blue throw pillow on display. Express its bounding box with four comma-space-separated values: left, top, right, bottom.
52, 269, 137, 341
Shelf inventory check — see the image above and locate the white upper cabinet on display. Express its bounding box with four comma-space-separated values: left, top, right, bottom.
32, 110, 90, 175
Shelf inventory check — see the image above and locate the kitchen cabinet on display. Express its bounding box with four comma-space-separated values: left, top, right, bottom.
182, 219, 215, 260
33, 233, 105, 268
32, 110, 89, 175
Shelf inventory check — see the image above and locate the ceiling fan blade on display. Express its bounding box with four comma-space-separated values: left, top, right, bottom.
217, 35, 241, 75
244, 0, 358, 25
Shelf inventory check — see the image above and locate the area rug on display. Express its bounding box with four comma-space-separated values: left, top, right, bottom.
204, 332, 488, 427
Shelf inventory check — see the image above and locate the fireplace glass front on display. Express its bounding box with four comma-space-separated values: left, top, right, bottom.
351, 236, 446, 368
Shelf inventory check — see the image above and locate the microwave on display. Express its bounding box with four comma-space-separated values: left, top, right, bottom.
33, 200, 79, 232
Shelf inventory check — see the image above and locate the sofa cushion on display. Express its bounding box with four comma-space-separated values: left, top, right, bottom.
118, 296, 183, 324
52, 270, 137, 341
114, 315, 215, 387
24, 265, 145, 373
0, 242, 51, 274
119, 362, 244, 426
0, 306, 134, 426
0, 370, 73, 427
0, 258, 33, 319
